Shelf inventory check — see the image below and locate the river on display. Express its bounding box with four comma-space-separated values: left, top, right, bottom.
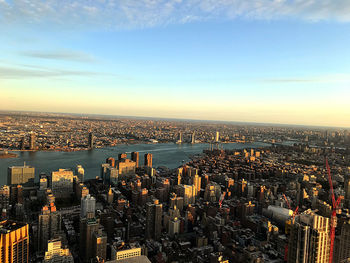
0, 142, 270, 186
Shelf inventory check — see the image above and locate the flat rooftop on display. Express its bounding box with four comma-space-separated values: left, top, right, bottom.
0, 220, 27, 233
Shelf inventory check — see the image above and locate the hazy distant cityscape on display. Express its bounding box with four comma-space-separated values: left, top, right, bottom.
0, 111, 350, 262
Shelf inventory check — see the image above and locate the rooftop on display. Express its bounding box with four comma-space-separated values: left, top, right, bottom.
0, 220, 27, 233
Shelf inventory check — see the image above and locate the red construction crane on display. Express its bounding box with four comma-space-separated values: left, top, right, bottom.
282, 193, 299, 222
219, 192, 226, 208
326, 159, 343, 263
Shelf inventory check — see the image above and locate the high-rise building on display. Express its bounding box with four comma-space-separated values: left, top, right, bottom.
131, 152, 140, 168
79, 215, 99, 262
287, 210, 330, 263
180, 184, 196, 206
144, 153, 153, 167
38, 203, 62, 251
43, 238, 73, 263
92, 228, 107, 261
29, 132, 36, 150
192, 174, 201, 198
20, 136, 25, 150
215, 131, 220, 142
0, 220, 29, 263
88, 132, 94, 149
344, 176, 350, 208
39, 174, 48, 190
338, 220, 350, 263
7, 164, 35, 186
176, 131, 183, 144
116, 158, 136, 180
145, 199, 162, 240
107, 187, 114, 204
81, 194, 96, 218
50, 169, 74, 199
0, 185, 10, 212
204, 182, 221, 202
75, 165, 85, 182
191, 131, 196, 144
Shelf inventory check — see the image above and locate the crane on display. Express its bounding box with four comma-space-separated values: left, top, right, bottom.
219, 192, 226, 208
326, 159, 343, 263
282, 193, 299, 222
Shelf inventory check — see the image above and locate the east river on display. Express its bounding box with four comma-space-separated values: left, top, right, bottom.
0, 142, 270, 186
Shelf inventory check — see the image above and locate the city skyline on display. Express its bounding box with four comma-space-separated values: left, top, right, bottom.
1, 1, 350, 127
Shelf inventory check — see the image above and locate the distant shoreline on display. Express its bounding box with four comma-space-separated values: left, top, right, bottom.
0, 141, 250, 154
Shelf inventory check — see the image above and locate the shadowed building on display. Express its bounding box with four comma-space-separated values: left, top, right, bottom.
144, 153, 152, 167
131, 152, 139, 168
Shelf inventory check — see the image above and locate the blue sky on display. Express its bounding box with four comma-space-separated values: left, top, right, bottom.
1, 0, 350, 127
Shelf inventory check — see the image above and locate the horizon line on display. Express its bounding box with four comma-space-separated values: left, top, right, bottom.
0, 109, 349, 130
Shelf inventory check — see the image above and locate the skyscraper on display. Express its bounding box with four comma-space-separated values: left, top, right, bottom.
215, 131, 220, 142
192, 174, 201, 198
50, 169, 74, 199
338, 220, 350, 263
144, 153, 153, 167
0, 220, 29, 263
176, 131, 183, 144
75, 165, 85, 182
180, 185, 196, 206
81, 194, 96, 218
79, 214, 100, 262
7, 164, 35, 187
29, 132, 36, 150
287, 210, 330, 263
131, 151, 139, 168
92, 228, 107, 261
145, 199, 162, 240
344, 176, 350, 208
88, 132, 94, 149
191, 131, 196, 144
38, 203, 62, 251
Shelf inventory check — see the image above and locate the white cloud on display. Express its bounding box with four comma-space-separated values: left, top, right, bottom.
0, 0, 350, 30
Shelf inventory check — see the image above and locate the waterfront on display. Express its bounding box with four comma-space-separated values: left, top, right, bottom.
0, 142, 270, 186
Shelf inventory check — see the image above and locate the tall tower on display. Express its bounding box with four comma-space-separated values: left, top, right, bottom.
338, 220, 350, 262
191, 131, 196, 144
193, 174, 201, 198
0, 220, 29, 263
145, 199, 162, 240
131, 152, 139, 168
81, 194, 96, 218
20, 136, 25, 150
79, 215, 99, 262
177, 131, 183, 144
75, 165, 85, 182
29, 132, 36, 150
215, 131, 220, 142
88, 132, 94, 149
38, 203, 61, 251
144, 153, 153, 167
287, 211, 330, 263
344, 176, 350, 208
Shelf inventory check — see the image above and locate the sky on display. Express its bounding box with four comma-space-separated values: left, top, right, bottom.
1, 0, 350, 128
